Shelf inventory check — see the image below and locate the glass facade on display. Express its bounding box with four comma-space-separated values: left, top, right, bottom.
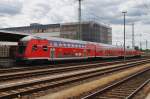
61, 22, 112, 44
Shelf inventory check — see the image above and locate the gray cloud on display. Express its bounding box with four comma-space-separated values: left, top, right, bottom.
0, 0, 22, 16
31, 3, 51, 19
82, 0, 150, 25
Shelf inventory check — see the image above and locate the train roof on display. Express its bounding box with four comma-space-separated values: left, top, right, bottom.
20, 36, 87, 44
20, 36, 42, 41
20, 36, 135, 50
47, 37, 87, 44
88, 41, 120, 48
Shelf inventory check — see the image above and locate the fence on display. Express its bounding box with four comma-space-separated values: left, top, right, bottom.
0, 45, 17, 58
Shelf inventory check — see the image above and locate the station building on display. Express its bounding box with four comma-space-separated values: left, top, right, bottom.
0, 21, 112, 44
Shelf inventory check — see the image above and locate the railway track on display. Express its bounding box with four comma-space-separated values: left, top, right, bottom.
0, 58, 148, 82
0, 58, 147, 74
82, 68, 150, 99
0, 59, 149, 98
0, 58, 143, 74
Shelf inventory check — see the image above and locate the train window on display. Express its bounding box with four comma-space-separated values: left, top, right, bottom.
51, 42, 53, 46
65, 43, 67, 47
54, 42, 58, 47
61, 43, 63, 46
72, 44, 74, 47
75, 44, 78, 48
66, 43, 68, 47
78, 44, 80, 48
32, 45, 37, 51
79, 44, 81, 48
56, 42, 59, 47
69, 43, 71, 47
63, 43, 66, 47
61, 43, 63, 47
43, 46, 48, 51
70, 43, 72, 47
59, 42, 62, 47
82, 45, 84, 48
67, 43, 70, 47
57, 42, 59, 47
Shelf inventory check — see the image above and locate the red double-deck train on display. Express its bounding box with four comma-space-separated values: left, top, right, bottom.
16, 36, 141, 61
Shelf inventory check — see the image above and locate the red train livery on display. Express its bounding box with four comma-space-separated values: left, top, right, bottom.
16, 36, 141, 61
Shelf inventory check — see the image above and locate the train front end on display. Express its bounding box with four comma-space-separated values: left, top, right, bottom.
16, 36, 32, 62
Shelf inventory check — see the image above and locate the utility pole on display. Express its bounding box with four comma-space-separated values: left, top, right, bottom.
78, 0, 82, 40
140, 33, 142, 50
132, 23, 135, 49
146, 40, 148, 50
146, 40, 148, 55
122, 11, 127, 63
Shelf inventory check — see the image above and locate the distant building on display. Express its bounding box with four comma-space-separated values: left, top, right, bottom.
0, 23, 60, 34
0, 21, 112, 44
61, 22, 112, 44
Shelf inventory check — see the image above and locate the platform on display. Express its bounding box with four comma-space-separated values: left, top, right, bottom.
0, 58, 15, 67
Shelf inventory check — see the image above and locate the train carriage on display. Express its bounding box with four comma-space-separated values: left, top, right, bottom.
16, 36, 88, 61
16, 36, 142, 62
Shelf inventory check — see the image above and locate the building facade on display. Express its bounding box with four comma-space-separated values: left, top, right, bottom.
0, 22, 112, 44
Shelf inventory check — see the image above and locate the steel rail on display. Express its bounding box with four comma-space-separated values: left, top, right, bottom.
126, 79, 150, 99
0, 59, 149, 82
82, 68, 150, 99
0, 59, 149, 98
0, 57, 146, 74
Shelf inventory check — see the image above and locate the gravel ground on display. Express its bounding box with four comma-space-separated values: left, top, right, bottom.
146, 94, 150, 99
0, 58, 15, 67
144, 83, 150, 99
130, 80, 150, 99
38, 63, 150, 99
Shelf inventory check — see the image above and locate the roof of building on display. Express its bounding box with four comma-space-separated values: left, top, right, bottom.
31, 32, 60, 38
0, 30, 29, 42
0, 21, 111, 31
0, 30, 61, 42
0, 23, 60, 30
61, 21, 112, 29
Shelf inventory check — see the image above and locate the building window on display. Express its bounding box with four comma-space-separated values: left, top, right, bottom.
41, 29, 45, 32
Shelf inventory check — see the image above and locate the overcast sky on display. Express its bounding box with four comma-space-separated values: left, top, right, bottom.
0, 0, 150, 49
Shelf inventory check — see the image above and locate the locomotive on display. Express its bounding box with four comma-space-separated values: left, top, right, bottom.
16, 36, 141, 62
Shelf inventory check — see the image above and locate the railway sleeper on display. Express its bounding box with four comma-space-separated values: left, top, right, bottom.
105, 91, 133, 94
97, 94, 126, 98
102, 92, 132, 96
